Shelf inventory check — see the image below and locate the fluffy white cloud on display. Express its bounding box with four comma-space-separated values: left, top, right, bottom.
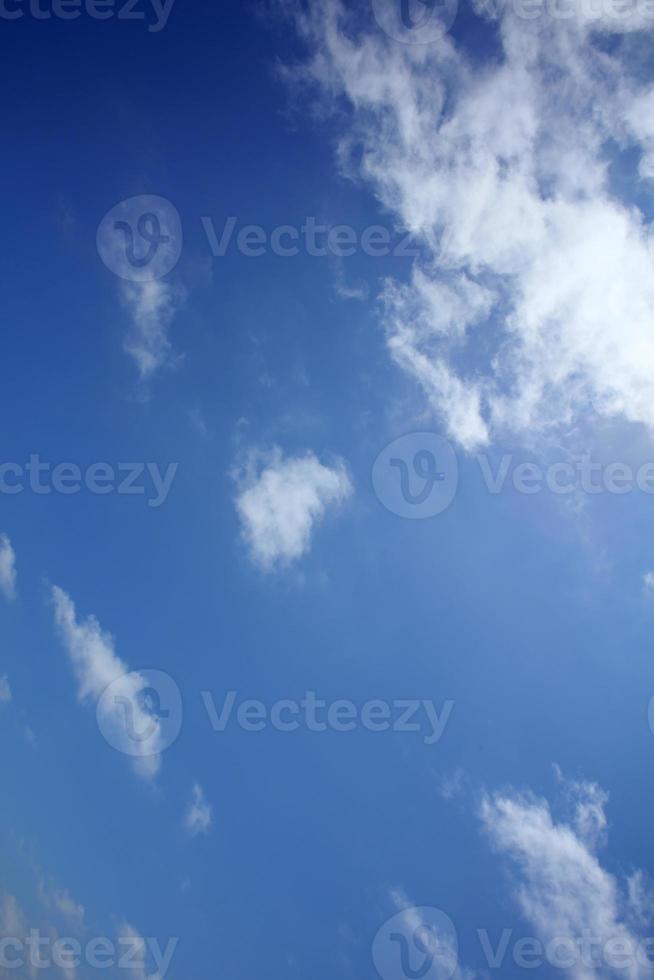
286, 1, 654, 450
121, 280, 183, 380
643, 571, 654, 592
51, 586, 163, 780
234, 447, 353, 570
183, 783, 213, 837
481, 774, 653, 978
0, 675, 11, 705
0, 533, 17, 601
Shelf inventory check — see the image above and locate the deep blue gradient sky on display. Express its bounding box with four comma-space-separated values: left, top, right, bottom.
3, 2, 654, 980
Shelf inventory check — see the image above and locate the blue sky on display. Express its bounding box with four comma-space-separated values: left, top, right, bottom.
3, 1, 654, 979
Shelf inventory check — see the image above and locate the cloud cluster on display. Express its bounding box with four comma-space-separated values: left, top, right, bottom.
286, 0, 654, 450
234, 447, 353, 570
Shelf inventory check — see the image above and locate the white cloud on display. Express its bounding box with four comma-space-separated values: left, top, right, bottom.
481, 774, 652, 979
0, 675, 11, 705
121, 280, 183, 380
234, 447, 353, 570
643, 571, 654, 593
0, 534, 17, 601
51, 586, 163, 780
286, 2, 654, 451
183, 782, 213, 837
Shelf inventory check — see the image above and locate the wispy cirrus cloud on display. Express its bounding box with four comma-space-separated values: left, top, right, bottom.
51, 585, 164, 781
